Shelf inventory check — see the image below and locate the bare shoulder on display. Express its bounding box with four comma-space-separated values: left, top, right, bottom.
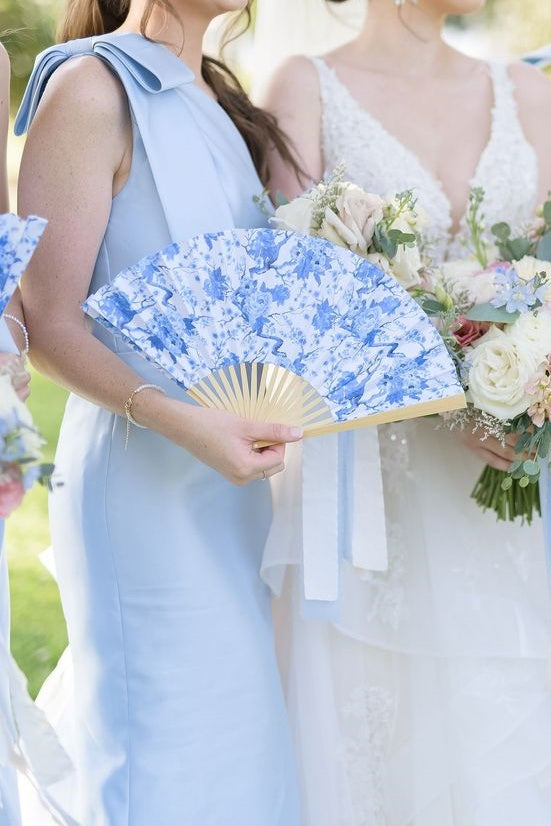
264, 54, 321, 107
508, 59, 551, 109
34, 54, 130, 136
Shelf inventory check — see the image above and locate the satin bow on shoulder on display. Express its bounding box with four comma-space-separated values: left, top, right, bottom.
15, 33, 195, 135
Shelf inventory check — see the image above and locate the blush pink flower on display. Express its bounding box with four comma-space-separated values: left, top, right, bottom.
525, 359, 551, 428
453, 316, 491, 348
0, 466, 25, 518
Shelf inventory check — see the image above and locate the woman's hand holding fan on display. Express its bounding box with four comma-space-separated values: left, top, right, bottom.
133, 389, 302, 484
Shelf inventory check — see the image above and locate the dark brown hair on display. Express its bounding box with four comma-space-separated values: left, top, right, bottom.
58, 0, 302, 187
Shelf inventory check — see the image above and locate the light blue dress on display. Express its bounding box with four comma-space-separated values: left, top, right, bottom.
15, 34, 301, 826
0, 318, 21, 826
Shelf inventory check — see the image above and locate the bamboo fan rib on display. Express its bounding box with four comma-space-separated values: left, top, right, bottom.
187, 364, 334, 429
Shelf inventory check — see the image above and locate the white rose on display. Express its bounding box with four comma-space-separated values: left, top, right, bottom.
440, 258, 497, 305
506, 310, 551, 363
389, 242, 423, 290
317, 184, 385, 255
514, 255, 551, 283
272, 196, 315, 234
467, 326, 541, 419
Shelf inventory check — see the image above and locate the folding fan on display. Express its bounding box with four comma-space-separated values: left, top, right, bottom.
84, 228, 465, 436
0, 214, 47, 317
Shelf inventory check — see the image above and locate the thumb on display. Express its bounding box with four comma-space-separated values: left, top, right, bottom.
250, 420, 303, 445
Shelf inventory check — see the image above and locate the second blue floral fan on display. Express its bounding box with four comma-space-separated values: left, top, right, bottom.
84, 228, 465, 435
0, 214, 47, 316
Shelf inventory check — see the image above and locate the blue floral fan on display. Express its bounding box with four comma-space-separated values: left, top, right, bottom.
0, 214, 47, 316
84, 229, 465, 436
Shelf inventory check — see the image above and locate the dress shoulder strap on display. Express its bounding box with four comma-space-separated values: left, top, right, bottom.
306, 55, 343, 112
488, 61, 520, 124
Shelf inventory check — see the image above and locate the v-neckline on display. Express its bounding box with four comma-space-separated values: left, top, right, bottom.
317, 58, 500, 240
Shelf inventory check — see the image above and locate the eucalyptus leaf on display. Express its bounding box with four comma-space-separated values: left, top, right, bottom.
508, 238, 533, 260
543, 201, 551, 224
388, 229, 416, 245
417, 298, 445, 315
491, 221, 511, 240
523, 459, 540, 476
465, 303, 519, 323
537, 230, 551, 262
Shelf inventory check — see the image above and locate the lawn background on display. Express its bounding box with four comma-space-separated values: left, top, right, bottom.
6, 375, 68, 698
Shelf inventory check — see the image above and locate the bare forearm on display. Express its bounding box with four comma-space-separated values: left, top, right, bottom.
28, 319, 175, 425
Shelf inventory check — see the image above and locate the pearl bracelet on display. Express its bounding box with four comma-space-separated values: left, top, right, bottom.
4, 314, 29, 358
124, 383, 167, 450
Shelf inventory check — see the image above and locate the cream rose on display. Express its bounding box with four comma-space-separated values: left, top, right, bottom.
272, 196, 315, 234
514, 255, 551, 283
467, 326, 541, 419
440, 258, 497, 305
388, 242, 423, 290
506, 310, 551, 363
317, 184, 385, 255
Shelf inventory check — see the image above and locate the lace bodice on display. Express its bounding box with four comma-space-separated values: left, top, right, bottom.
310, 57, 539, 263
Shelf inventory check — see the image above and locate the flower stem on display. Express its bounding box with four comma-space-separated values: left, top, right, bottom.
471, 465, 541, 524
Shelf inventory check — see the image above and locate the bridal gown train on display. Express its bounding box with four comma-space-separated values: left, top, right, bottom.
264, 58, 551, 826
14, 33, 301, 826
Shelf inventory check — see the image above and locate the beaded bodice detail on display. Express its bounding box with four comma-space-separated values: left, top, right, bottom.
310, 57, 539, 263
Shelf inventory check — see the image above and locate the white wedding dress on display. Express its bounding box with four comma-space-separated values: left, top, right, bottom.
267, 58, 551, 826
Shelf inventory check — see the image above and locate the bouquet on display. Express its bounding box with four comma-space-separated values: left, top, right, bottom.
271, 166, 428, 290
0, 374, 53, 518
417, 188, 551, 523
275, 171, 551, 523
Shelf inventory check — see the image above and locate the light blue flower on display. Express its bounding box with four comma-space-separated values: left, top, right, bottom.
491, 266, 540, 314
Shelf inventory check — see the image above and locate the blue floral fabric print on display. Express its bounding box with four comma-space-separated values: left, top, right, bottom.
84, 228, 463, 422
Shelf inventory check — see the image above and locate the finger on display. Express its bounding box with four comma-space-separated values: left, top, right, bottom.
250, 421, 303, 447
477, 448, 512, 472
12, 372, 30, 391
482, 436, 518, 463
255, 442, 287, 461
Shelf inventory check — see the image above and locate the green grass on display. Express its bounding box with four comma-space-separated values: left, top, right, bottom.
5, 371, 68, 698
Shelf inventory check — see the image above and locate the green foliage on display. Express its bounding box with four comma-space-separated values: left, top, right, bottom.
0, 0, 58, 111
6, 370, 68, 697
465, 302, 519, 323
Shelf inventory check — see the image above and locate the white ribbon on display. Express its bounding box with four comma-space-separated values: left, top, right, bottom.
302, 435, 340, 602
350, 429, 388, 573
262, 429, 389, 606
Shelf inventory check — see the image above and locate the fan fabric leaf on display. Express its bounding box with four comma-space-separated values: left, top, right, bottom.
84, 229, 464, 428
0, 214, 47, 316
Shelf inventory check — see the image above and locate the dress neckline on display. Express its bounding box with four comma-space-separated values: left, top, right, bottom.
314, 57, 503, 239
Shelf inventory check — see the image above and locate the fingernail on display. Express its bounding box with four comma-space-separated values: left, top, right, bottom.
290, 427, 303, 438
